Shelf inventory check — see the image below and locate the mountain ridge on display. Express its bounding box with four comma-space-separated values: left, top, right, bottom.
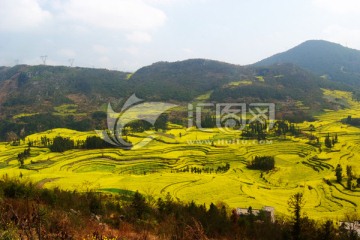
255, 40, 360, 86
0, 40, 357, 139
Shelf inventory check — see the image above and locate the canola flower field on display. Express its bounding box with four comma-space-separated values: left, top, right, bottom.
1, 89, 360, 220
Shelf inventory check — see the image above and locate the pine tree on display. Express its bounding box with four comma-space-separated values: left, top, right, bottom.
288, 193, 305, 240
320, 220, 336, 240
334, 133, 338, 143
346, 165, 353, 190
131, 191, 148, 219
324, 133, 332, 148
346, 165, 353, 179
335, 164, 342, 183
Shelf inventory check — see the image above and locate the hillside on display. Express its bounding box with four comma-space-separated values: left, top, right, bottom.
0, 65, 131, 112
0, 59, 348, 140
0, 65, 131, 139
130, 60, 341, 121
128, 59, 250, 101
255, 40, 360, 86
211, 63, 329, 121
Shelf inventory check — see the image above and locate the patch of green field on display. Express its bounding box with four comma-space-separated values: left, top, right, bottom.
255, 76, 265, 82
54, 104, 78, 113
25, 128, 96, 143
13, 112, 39, 119
195, 91, 213, 101
53, 104, 86, 117
225, 80, 253, 87
126, 73, 133, 80
295, 101, 310, 110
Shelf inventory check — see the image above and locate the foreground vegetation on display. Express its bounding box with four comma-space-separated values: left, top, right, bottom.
0, 177, 358, 239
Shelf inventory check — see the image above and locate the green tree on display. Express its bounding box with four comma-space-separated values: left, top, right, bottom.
154, 113, 169, 131
346, 165, 353, 178
83, 136, 110, 149
247, 156, 275, 171
207, 203, 220, 234
309, 124, 315, 132
17, 153, 24, 167
324, 133, 332, 148
335, 164, 343, 183
334, 133, 338, 143
347, 165, 353, 190
131, 191, 149, 219
320, 220, 336, 240
288, 192, 305, 240
247, 206, 255, 224
347, 115, 352, 123
49, 136, 74, 152
17, 147, 30, 168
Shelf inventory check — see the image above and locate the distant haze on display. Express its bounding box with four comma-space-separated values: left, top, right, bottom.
1, 0, 360, 71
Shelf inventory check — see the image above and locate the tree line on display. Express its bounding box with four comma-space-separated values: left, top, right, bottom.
38, 135, 131, 152
335, 164, 360, 190
0, 177, 358, 239
176, 163, 230, 174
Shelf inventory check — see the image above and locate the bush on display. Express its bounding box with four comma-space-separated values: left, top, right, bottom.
49, 136, 74, 152
0, 223, 19, 240
247, 156, 275, 171
3, 180, 27, 198
83, 136, 112, 149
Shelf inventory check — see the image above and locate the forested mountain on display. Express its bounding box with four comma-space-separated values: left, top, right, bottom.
128, 59, 250, 101
0, 64, 131, 112
255, 40, 360, 86
0, 41, 357, 139
0, 65, 131, 139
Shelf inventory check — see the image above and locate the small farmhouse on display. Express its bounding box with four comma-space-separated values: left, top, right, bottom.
339, 220, 360, 236
236, 206, 275, 223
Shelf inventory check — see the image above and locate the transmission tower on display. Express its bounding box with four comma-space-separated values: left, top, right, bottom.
68, 58, 74, 67
40, 55, 47, 65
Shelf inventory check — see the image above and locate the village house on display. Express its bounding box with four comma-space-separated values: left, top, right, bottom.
339, 220, 360, 236
236, 206, 275, 223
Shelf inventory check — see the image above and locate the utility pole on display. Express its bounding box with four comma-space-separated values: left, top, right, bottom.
40, 55, 47, 65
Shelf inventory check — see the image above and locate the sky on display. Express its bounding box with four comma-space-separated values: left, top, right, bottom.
1, 0, 360, 72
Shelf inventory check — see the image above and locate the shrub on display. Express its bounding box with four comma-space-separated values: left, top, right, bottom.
247, 156, 275, 171
49, 136, 74, 152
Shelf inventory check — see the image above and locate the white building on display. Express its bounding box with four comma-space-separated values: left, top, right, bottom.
236, 206, 275, 223
339, 220, 360, 236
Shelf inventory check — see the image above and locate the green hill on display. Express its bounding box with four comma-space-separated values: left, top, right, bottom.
0, 64, 131, 112
255, 40, 360, 86
0, 65, 131, 139
0, 58, 350, 140
128, 59, 250, 101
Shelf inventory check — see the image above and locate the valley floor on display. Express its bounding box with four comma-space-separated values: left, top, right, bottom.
1, 89, 360, 220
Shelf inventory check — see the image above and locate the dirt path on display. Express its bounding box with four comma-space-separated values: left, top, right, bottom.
36, 177, 62, 188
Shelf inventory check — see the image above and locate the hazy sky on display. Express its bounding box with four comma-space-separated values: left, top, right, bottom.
1, 0, 360, 71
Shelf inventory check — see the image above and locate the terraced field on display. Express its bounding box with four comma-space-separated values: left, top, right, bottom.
1, 89, 360, 220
